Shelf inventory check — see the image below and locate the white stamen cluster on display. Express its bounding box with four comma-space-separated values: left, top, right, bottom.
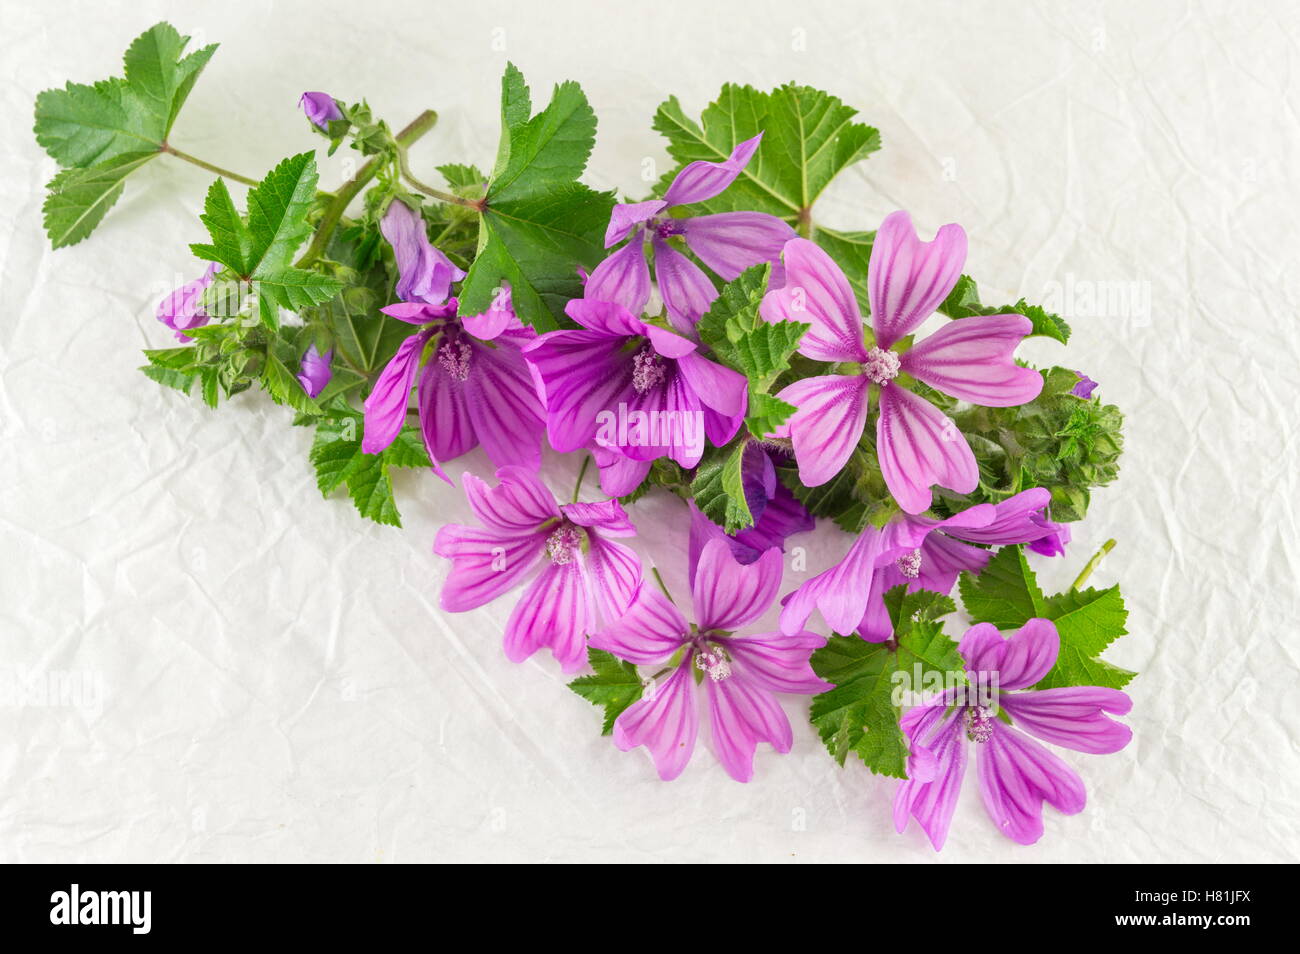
896, 548, 922, 579
631, 347, 667, 393
545, 525, 582, 565
694, 646, 732, 682
862, 346, 901, 385
964, 705, 995, 744
437, 336, 473, 381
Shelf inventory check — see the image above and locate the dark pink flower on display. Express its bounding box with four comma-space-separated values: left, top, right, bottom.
761, 213, 1043, 512
591, 539, 830, 781
434, 466, 642, 672
894, 619, 1132, 849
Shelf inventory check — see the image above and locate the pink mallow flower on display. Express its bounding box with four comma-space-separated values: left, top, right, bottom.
894, 619, 1132, 849
297, 343, 333, 398
591, 539, 830, 782
156, 262, 218, 341
761, 212, 1044, 512
299, 91, 343, 130
434, 466, 642, 672
523, 299, 748, 477
780, 489, 1067, 639
586, 134, 795, 333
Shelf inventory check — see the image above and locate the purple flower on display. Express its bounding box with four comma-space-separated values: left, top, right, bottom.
156, 262, 218, 341
299, 91, 343, 130
591, 539, 830, 781
296, 343, 333, 398
780, 489, 1067, 639
434, 466, 642, 672
761, 213, 1044, 512
1071, 370, 1099, 399
378, 201, 466, 306
361, 291, 545, 478
1027, 521, 1071, 557
894, 619, 1132, 849
586, 135, 796, 332
688, 444, 814, 568
523, 299, 748, 471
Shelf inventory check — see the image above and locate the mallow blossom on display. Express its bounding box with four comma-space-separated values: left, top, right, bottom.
780, 488, 1066, 639
687, 443, 814, 567
299, 91, 343, 130
894, 619, 1132, 849
524, 299, 748, 493
378, 200, 465, 305
591, 539, 830, 781
587, 134, 795, 333
362, 203, 544, 477
156, 262, 218, 340
1071, 370, 1099, 399
297, 343, 333, 398
761, 212, 1044, 512
435, 466, 642, 672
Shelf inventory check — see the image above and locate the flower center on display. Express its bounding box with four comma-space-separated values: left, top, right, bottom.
964, 705, 995, 744
653, 218, 685, 240
631, 346, 667, 393
437, 334, 473, 381
545, 524, 583, 565
693, 642, 732, 682
896, 548, 922, 579
862, 346, 901, 385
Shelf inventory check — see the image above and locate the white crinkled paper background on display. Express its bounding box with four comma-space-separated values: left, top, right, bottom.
1, 0, 1296, 863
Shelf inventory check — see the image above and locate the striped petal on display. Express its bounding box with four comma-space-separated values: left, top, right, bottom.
868, 211, 966, 350
900, 314, 1043, 407
876, 385, 977, 514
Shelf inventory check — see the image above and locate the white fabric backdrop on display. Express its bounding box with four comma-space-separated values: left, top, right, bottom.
2, 0, 1296, 863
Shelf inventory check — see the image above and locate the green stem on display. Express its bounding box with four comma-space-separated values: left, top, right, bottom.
295, 109, 441, 268
397, 139, 480, 208
650, 566, 674, 603
571, 455, 592, 503
162, 144, 259, 186
1071, 539, 1116, 591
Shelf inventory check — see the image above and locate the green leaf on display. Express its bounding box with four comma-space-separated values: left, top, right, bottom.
308, 405, 429, 527
568, 649, 644, 735
41, 151, 159, 248
653, 83, 880, 224
260, 352, 321, 415
34, 22, 216, 168
814, 227, 874, 310
190, 153, 342, 325
460, 64, 614, 330
690, 438, 753, 533
809, 595, 962, 777
939, 274, 1071, 344
958, 545, 1135, 690
696, 264, 770, 356
745, 391, 796, 439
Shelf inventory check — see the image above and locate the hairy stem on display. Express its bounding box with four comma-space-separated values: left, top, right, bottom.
295, 109, 441, 268
571, 455, 592, 503
162, 144, 258, 186
1071, 538, 1116, 591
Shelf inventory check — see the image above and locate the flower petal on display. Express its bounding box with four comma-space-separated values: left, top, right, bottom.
868, 210, 966, 349
417, 355, 477, 472
605, 200, 666, 247
761, 238, 867, 362
584, 239, 651, 315
296, 343, 333, 398
692, 540, 783, 632
959, 619, 1060, 691
592, 446, 652, 497
683, 212, 796, 281
893, 703, 968, 851
676, 351, 747, 417
662, 134, 762, 207
777, 373, 870, 487
583, 533, 643, 624
524, 330, 632, 453
652, 238, 719, 334
999, 687, 1133, 754
706, 671, 793, 782
876, 384, 977, 514
561, 498, 637, 536
901, 314, 1043, 406
458, 285, 517, 341
613, 659, 699, 780
433, 523, 546, 612
503, 561, 591, 672
723, 631, 830, 695
589, 585, 688, 665
563, 298, 646, 337
780, 525, 892, 636
914, 531, 990, 595
462, 342, 546, 471
731, 484, 815, 563
379, 200, 465, 305
977, 723, 1087, 845
361, 330, 431, 454
462, 466, 559, 533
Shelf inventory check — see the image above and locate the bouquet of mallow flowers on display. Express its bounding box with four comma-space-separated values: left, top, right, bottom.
36, 22, 1132, 850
